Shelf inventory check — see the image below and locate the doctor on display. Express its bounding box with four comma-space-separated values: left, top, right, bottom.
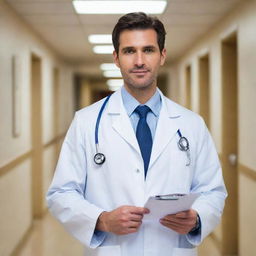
47, 12, 227, 256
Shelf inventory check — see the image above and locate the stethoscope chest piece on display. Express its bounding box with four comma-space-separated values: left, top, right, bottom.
94, 153, 106, 165
177, 129, 191, 166
178, 136, 189, 151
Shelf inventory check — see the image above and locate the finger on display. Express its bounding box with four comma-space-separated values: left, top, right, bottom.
175, 211, 190, 218
129, 207, 150, 215
126, 227, 139, 234
160, 221, 189, 234
161, 218, 195, 227
161, 216, 188, 223
161, 216, 195, 226
164, 213, 195, 222
128, 220, 142, 228
130, 213, 144, 222
175, 209, 197, 219
160, 219, 183, 227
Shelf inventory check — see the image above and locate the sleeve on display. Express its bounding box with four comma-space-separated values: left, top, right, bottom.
186, 118, 227, 246
46, 112, 107, 248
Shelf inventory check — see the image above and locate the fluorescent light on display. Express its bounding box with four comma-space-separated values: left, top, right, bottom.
103, 70, 122, 78
93, 45, 114, 54
109, 86, 122, 91
88, 34, 112, 44
107, 79, 124, 91
73, 1, 167, 14
100, 63, 119, 71
107, 79, 124, 87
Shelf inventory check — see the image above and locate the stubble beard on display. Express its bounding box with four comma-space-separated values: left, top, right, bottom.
122, 71, 157, 93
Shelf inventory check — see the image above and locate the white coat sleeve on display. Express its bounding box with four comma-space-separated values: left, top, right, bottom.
186, 118, 227, 245
46, 113, 107, 248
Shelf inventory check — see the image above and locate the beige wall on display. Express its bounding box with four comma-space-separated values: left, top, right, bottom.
0, 1, 74, 255
0, 160, 32, 256
169, 1, 256, 255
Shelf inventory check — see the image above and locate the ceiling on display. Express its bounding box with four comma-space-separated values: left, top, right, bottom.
5, 0, 242, 71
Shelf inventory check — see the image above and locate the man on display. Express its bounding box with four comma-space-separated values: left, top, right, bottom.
47, 12, 227, 256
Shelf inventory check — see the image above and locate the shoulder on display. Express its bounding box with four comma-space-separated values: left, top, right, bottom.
163, 96, 204, 126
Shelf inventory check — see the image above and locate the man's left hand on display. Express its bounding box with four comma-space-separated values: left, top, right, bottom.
160, 209, 198, 234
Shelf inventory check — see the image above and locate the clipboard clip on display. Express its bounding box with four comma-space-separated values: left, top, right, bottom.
155, 193, 186, 200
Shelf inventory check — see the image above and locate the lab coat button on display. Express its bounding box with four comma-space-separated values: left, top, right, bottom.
136, 169, 140, 173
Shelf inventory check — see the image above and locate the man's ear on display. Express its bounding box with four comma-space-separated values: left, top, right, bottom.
113, 50, 120, 68
160, 48, 167, 66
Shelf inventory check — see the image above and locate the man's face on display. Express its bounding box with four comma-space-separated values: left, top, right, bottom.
113, 29, 166, 92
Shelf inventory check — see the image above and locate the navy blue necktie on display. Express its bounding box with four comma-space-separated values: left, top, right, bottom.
135, 105, 153, 177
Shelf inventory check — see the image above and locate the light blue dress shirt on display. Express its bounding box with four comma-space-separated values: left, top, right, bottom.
121, 86, 162, 139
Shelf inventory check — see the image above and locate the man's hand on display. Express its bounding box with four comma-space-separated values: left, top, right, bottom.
96, 206, 149, 235
160, 209, 198, 234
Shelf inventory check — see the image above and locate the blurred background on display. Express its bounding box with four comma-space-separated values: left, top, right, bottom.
0, 0, 256, 255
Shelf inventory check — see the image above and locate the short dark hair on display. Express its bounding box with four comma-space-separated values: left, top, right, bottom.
112, 12, 166, 54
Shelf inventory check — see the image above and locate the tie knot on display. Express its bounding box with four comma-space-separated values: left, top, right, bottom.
135, 105, 151, 118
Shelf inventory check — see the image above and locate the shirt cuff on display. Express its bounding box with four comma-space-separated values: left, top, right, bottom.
90, 229, 107, 248
186, 214, 202, 245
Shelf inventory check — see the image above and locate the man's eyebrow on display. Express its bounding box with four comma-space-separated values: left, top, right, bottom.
143, 45, 157, 49
121, 46, 135, 52
121, 45, 157, 52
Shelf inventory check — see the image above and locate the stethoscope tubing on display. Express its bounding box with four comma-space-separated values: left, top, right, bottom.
93, 95, 190, 166
95, 95, 111, 147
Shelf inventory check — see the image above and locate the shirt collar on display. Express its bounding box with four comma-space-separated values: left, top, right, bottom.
121, 86, 161, 117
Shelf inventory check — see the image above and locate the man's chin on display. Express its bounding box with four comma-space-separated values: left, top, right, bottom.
128, 79, 154, 89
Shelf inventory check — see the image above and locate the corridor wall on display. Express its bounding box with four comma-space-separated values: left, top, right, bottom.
0, 1, 74, 255
169, 1, 256, 255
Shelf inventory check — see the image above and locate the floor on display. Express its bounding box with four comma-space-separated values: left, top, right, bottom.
16, 213, 83, 256
15, 212, 219, 256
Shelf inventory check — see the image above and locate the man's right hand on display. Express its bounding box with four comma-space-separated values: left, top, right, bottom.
96, 206, 149, 235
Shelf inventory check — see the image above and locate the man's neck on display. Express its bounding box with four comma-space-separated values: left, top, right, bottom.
124, 85, 157, 104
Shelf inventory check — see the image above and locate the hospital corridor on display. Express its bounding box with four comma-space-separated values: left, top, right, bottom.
0, 0, 256, 255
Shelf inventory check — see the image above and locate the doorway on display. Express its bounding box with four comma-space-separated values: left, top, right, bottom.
185, 65, 191, 109
53, 67, 60, 160
199, 54, 210, 128
221, 32, 238, 255
31, 54, 43, 218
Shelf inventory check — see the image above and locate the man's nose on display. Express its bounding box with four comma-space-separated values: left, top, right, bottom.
134, 52, 145, 67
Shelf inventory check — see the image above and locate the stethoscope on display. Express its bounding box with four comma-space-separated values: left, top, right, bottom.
177, 129, 191, 166
93, 94, 191, 166
94, 94, 111, 165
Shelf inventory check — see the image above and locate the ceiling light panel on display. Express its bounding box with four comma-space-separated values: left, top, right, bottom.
107, 79, 124, 91
88, 34, 112, 44
103, 70, 122, 77
100, 63, 119, 71
73, 1, 167, 14
93, 45, 114, 54
107, 79, 124, 87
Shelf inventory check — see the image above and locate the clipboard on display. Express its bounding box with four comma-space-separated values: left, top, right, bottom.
143, 193, 200, 221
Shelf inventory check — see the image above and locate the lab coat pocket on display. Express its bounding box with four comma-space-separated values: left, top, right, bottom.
172, 247, 197, 256
85, 245, 121, 256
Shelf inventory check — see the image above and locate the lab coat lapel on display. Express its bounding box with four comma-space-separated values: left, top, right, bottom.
107, 89, 141, 154
149, 93, 181, 169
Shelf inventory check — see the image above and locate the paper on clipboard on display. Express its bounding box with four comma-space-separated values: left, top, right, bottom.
143, 193, 200, 221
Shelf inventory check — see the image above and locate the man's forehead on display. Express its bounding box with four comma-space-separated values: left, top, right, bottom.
119, 29, 158, 47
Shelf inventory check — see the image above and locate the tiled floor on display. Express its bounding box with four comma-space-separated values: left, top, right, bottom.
16, 212, 219, 256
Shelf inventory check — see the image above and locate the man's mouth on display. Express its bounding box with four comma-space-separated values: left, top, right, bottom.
130, 69, 149, 74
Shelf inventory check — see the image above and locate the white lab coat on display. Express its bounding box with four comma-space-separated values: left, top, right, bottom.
47, 88, 227, 256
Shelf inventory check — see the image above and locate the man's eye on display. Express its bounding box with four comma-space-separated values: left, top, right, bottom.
124, 49, 134, 54
144, 48, 154, 53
